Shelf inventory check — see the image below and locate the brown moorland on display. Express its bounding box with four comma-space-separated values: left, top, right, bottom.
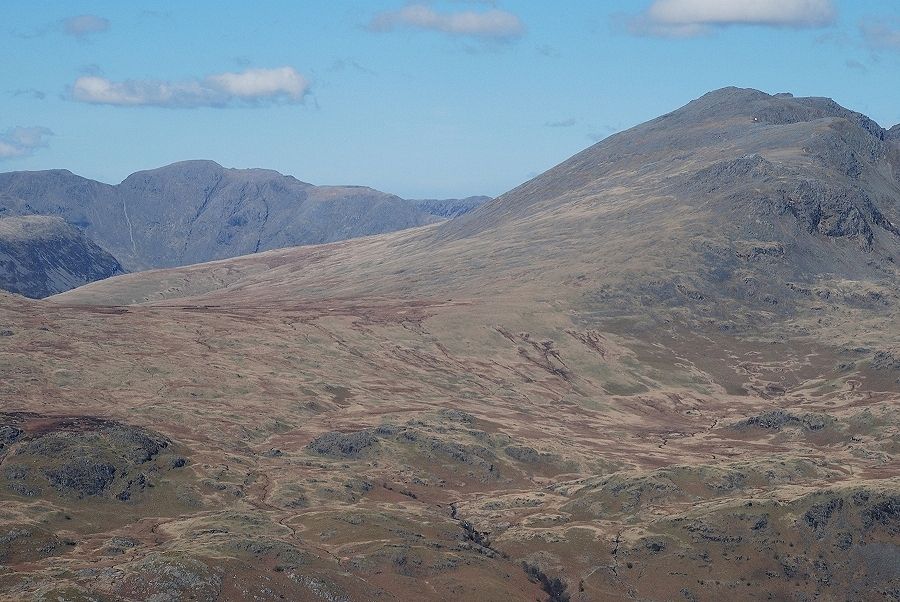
0, 88, 898, 600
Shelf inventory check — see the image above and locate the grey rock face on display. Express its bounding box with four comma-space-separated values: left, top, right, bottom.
774, 181, 893, 247
0, 161, 482, 272
733, 410, 834, 432
44, 458, 117, 497
306, 430, 378, 458
0, 215, 124, 298
410, 196, 491, 218
871, 350, 900, 372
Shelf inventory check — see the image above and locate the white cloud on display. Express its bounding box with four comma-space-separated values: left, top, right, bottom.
630, 0, 835, 37
369, 4, 524, 39
0, 127, 53, 160
63, 14, 110, 38
207, 67, 308, 100
69, 67, 310, 108
859, 18, 900, 51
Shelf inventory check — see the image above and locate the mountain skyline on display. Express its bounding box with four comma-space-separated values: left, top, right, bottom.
0, 159, 489, 295
3, 86, 897, 600
3, 1, 900, 198
2, 2, 899, 599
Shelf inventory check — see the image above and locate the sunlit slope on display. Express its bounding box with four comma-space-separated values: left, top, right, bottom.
3, 88, 896, 600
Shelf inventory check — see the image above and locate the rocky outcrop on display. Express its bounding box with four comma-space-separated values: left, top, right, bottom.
0, 413, 186, 503
885, 124, 900, 142
410, 196, 491, 218
306, 430, 378, 458
733, 409, 835, 432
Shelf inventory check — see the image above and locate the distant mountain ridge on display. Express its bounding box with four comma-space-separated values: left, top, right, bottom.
64, 88, 900, 331
0, 160, 488, 273
40, 89, 900, 600
9, 88, 900, 601
408, 196, 491, 218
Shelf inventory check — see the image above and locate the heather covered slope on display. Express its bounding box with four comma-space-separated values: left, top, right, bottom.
0, 215, 123, 298
432, 87, 900, 315
62, 87, 900, 342
2, 88, 898, 600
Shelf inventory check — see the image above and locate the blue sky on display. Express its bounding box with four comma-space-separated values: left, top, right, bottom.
2, 0, 899, 198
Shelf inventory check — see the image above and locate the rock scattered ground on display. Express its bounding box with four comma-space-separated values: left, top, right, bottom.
0, 88, 897, 599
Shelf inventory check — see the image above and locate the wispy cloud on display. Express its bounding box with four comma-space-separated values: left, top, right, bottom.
859, 18, 900, 52
10, 89, 47, 100
628, 0, 835, 37
545, 118, 577, 128
80, 64, 104, 76
69, 67, 310, 108
14, 14, 110, 40
329, 58, 376, 75
63, 14, 110, 38
368, 4, 524, 40
845, 59, 867, 72
0, 127, 53, 160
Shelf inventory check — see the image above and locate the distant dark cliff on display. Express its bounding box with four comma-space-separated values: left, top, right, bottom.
0, 215, 124, 298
